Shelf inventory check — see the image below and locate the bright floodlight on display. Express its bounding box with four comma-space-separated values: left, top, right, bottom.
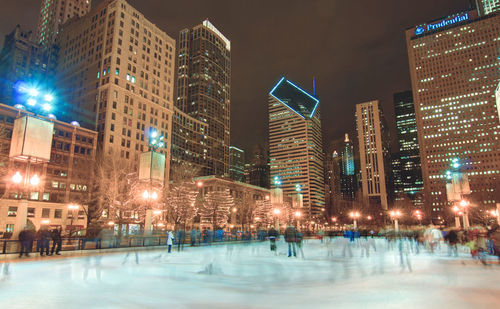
43, 94, 54, 102
27, 88, 39, 97
14, 104, 25, 110
27, 98, 37, 106
42, 103, 51, 111
142, 190, 149, 199
12, 171, 23, 184
273, 208, 281, 215
459, 200, 469, 207
70, 121, 80, 126
151, 131, 158, 138
30, 174, 40, 186
151, 191, 158, 200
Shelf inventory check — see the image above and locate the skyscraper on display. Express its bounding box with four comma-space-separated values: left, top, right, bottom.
171, 107, 208, 175
245, 145, 270, 188
393, 91, 423, 206
176, 20, 231, 177
340, 133, 357, 200
57, 0, 175, 178
324, 151, 341, 217
406, 10, 500, 220
0, 25, 48, 105
355, 100, 391, 210
229, 146, 245, 182
475, 0, 500, 15
37, 0, 91, 48
268, 77, 324, 218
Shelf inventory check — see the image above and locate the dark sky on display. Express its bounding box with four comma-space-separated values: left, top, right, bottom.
0, 0, 473, 157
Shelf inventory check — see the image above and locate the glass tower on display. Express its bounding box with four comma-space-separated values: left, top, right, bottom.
177, 20, 231, 177
393, 91, 423, 206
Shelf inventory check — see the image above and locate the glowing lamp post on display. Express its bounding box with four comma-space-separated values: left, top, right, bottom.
349, 211, 360, 229
295, 211, 302, 228
459, 199, 470, 229
414, 210, 423, 226
389, 210, 402, 232
139, 128, 166, 236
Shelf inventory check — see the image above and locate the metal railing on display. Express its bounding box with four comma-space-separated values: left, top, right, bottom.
1, 232, 259, 255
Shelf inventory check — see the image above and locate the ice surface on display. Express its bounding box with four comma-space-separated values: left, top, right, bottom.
0, 238, 499, 309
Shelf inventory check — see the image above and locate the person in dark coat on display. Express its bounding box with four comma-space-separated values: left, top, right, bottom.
50, 227, 62, 255
36, 227, 51, 256
268, 227, 279, 253
284, 225, 297, 257
445, 229, 459, 257
18, 228, 31, 257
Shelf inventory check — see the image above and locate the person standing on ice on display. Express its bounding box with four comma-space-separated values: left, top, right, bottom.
166, 230, 174, 253
284, 224, 297, 257
268, 227, 279, 253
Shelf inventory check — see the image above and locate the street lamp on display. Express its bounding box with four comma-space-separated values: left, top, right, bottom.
414, 210, 423, 226
295, 211, 302, 228
67, 203, 80, 238
459, 199, 470, 228
349, 211, 360, 229
389, 210, 402, 232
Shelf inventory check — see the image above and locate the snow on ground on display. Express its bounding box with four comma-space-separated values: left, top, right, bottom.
0, 238, 499, 309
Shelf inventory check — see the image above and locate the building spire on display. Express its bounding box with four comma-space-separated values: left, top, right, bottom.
344, 133, 350, 143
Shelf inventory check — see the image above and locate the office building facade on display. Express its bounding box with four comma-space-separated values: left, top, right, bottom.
0, 103, 97, 235
229, 146, 245, 182
406, 10, 500, 219
171, 107, 208, 175
268, 77, 324, 218
475, 0, 500, 15
57, 0, 175, 181
393, 91, 423, 206
244, 144, 270, 189
340, 133, 357, 200
37, 0, 92, 48
355, 100, 390, 210
176, 20, 231, 177
0, 25, 49, 105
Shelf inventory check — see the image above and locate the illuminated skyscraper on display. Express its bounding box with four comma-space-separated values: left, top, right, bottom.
325, 151, 341, 217
475, 0, 500, 15
0, 25, 48, 105
176, 20, 231, 177
393, 91, 423, 205
268, 77, 324, 218
406, 10, 500, 220
57, 0, 175, 179
37, 0, 91, 48
355, 100, 391, 210
340, 134, 357, 200
229, 146, 245, 182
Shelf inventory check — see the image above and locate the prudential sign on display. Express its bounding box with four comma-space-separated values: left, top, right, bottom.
415, 13, 469, 35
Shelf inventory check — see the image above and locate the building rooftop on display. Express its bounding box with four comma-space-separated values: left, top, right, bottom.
269, 77, 319, 119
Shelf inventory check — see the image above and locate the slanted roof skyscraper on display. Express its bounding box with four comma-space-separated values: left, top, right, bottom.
268, 77, 324, 218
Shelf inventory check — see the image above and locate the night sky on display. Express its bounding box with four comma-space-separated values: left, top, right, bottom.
0, 0, 473, 157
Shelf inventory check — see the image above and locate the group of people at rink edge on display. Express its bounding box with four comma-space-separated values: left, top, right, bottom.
12, 219, 500, 265
16, 226, 63, 257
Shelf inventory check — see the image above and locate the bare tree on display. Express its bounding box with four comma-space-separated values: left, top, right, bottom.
165, 163, 200, 229
95, 152, 143, 235
233, 191, 259, 231
200, 188, 234, 230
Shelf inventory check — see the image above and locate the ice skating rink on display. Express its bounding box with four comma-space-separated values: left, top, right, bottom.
1, 238, 499, 308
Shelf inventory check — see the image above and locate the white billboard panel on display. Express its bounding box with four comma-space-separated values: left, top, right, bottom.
9, 116, 54, 161
139, 151, 165, 182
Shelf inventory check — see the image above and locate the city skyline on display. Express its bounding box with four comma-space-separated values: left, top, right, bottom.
0, 0, 473, 156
